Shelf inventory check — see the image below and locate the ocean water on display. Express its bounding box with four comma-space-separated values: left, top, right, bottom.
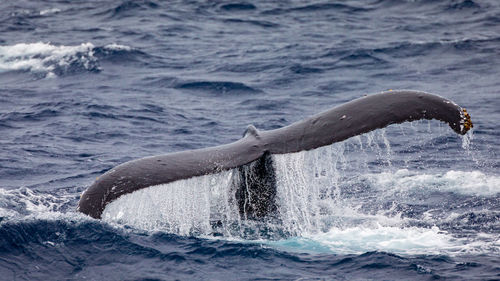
0, 0, 499, 280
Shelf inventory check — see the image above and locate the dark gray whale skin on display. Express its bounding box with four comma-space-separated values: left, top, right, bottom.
78, 90, 473, 219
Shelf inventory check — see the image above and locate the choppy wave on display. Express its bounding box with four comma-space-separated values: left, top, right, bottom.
3, 178, 496, 259
97, 0, 160, 19
39, 8, 61, 16
0, 42, 137, 77
0, 187, 75, 220
0, 42, 98, 77
174, 80, 262, 95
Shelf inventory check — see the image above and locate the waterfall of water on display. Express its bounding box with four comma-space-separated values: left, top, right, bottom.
102, 121, 486, 244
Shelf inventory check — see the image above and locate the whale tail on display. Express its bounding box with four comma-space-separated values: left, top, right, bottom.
261, 90, 472, 155
78, 90, 472, 219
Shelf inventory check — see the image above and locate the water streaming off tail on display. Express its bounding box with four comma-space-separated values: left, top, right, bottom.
103, 170, 240, 236
101, 122, 497, 253
101, 128, 394, 236
273, 129, 399, 237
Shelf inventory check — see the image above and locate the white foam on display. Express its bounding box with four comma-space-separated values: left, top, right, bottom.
366, 169, 500, 196
269, 225, 458, 255
0, 187, 77, 223
0, 42, 136, 77
0, 42, 97, 77
104, 43, 132, 51
40, 8, 61, 16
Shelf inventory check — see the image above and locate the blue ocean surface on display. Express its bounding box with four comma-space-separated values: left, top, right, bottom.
0, 0, 499, 280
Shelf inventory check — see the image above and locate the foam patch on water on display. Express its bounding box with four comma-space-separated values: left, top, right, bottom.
0, 42, 99, 77
40, 8, 61, 16
0, 187, 78, 223
0, 42, 133, 77
269, 225, 457, 255
366, 169, 500, 196
104, 43, 132, 51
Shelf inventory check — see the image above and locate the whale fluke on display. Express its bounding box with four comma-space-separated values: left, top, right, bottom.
78, 90, 472, 219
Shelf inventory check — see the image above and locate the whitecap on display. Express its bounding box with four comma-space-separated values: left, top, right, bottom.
104, 43, 132, 51
0, 42, 97, 77
40, 8, 61, 16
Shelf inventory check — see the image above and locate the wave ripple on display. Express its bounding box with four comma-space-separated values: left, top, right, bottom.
0, 42, 140, 78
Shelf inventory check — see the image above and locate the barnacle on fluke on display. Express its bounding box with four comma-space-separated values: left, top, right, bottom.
462, 108, 473, 132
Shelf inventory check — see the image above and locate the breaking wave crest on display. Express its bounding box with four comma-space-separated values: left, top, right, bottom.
0, 42, 136, 77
